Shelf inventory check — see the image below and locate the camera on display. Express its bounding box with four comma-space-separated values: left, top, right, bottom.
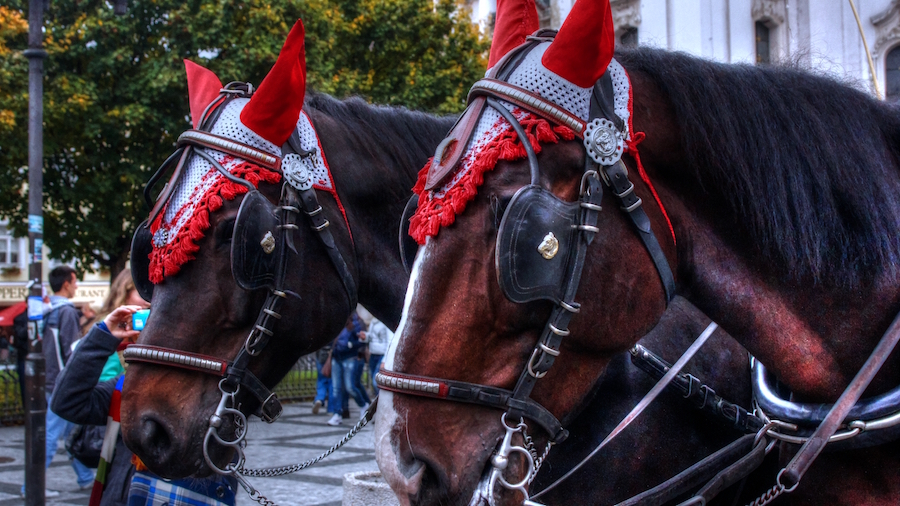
132, 309, 150, 331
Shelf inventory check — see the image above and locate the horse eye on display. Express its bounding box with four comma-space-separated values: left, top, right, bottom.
217, 218, 236, 246
490, 195, 512, 229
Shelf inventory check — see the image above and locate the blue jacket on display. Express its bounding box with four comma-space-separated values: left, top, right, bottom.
331, 315, 364, 361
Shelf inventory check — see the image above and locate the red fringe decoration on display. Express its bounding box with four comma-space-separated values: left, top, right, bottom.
147, 160, 281, 283
623, 76, 676, 247
409, 111, 574, 244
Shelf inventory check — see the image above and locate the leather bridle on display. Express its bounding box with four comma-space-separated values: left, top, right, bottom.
123, 82, 359, 475
375, 32, 676, 503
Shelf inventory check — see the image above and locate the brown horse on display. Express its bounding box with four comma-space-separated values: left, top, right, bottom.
374, 10, 900, 506
119, 21, 455, 477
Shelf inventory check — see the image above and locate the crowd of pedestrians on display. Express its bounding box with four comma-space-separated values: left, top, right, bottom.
313, 310, 394, 426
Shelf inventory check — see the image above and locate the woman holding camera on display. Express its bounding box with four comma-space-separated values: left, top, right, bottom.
52, 302, 236, 505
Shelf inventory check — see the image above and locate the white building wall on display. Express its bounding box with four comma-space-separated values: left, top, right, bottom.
472, 0, 900, 98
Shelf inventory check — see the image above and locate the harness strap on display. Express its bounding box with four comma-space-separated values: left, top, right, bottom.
469, 80, 586, 136
532, 322, 718, 500
681, 434, 768, 506
615, 433, 758, 506
123, 345, 282, 422
603, 161, 676, 302
631, 344, 764, 433
297, 187, 358, 312
780, 308, 900, 489
178, 130, 281, 171
375, 370, 567, 443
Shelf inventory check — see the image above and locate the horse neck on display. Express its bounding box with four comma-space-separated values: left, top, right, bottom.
668, 200, 900, 402
309, 101, 454, 329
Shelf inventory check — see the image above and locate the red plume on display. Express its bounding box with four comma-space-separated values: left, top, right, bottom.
488, 0, 539, 68
240, 19, 307, 146
542, 0, 615, 87
184, 60, 223, 129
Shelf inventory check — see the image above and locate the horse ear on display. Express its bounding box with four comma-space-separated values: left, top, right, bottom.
488, 0, 540, 68
240, 19, 307, 147
184, 60, 223, 129
542, 0, 615, 87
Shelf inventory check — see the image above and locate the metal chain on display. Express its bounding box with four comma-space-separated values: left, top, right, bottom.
745, 482, 785, 506
239, 414, 371, 477
520, 424, 553, 484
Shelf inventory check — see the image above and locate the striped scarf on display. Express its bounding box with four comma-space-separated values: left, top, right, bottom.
89, 375, 124, 506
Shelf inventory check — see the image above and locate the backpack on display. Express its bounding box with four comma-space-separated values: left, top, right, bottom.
11, 310, 28, 352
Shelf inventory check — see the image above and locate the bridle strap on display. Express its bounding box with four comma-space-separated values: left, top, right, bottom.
602, 160, 676, 302
470, 80, 586, 137
123, 345, 227, 376
375, 370, 566, 442
177, 130, 282, 171
123, 344, 279, 421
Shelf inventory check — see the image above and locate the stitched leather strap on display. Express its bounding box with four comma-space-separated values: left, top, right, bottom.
376, 370, 568, 443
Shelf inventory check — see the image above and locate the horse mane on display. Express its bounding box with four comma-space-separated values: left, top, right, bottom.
305, 93, 455, 200
617, 47, 900, 286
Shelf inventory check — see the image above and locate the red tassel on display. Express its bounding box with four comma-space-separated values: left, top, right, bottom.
408, 110, 577, 244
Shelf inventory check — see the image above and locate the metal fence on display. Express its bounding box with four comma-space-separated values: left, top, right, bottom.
0, 353, 321, 426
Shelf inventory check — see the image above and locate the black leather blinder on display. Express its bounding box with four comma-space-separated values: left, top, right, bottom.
399, 194, 420, 274
131, 220, 155, 302
231, 190, 282, 290
496, 185, 581, 304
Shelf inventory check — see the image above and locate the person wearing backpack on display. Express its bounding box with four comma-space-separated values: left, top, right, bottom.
11, 307, 28, 405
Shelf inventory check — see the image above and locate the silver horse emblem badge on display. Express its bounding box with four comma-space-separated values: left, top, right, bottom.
260, 231, 276, 254
538, 232, 559, 260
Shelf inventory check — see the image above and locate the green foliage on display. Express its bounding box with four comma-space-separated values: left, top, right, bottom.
0, 0, 488, 274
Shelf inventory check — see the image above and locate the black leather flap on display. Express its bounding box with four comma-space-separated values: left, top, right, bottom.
496, 186, 579, 304
399, 194, 420, 274
231, 190, 281, 290
131, 220, 155, 302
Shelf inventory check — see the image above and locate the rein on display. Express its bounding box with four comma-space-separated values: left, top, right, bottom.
126, 84, 362, 505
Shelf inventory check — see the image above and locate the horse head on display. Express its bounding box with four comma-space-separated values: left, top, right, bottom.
120, 20, 362, 477
374, 1, 677, 503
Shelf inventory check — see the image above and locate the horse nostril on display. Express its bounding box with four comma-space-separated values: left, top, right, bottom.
139, 415, 173, 460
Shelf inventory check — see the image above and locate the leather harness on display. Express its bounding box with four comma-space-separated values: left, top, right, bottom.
125, 83, 359, 472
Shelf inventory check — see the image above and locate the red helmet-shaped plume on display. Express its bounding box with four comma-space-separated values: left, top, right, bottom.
240, 19, 307, 146
543, 0, 615, 87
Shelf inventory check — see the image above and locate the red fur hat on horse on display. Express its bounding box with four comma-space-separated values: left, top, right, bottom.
241, 19, 307, 146
184, 60, 223, 129
542, 0, 615, 87
488, 0, 540, 68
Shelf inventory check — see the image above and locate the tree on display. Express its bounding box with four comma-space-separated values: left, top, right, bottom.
0, 0, 488, 278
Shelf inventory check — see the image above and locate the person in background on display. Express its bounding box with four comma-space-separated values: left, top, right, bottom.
0, 328, 9, 362
79, 303, 98, 336
350, 340, 371, 417
327, 313, 370, 426
312, 343, 335, 416
364, 318, 394, 396
86, 269, 149, 381
32, 265, 94, 496
11, 307, 28, 405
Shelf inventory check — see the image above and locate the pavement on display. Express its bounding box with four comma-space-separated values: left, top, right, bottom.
0, 401, 380, 506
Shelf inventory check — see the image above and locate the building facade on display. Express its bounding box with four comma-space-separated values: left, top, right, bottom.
468, 0, 900, 100
0, 220, 108, 310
